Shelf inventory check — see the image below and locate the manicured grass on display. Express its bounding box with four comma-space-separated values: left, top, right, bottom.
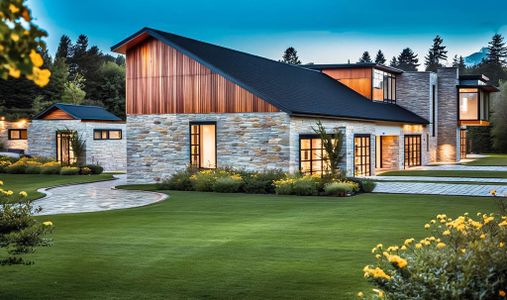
0, 187, 500, 299
0, 174, 115, 200
379, 170, 507, 178
464, 154, 507, 166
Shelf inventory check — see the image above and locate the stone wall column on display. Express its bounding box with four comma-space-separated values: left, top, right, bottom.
436, 67, 459, 162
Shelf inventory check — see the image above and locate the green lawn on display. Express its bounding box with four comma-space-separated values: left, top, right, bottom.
379, 170, 507, 178
464, 154, 507, 166
0, 174, 114, 200
0, 177, 501, 299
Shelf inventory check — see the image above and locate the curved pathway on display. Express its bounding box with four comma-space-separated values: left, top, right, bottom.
34, 175, 167, 216
373, 181, 507, 197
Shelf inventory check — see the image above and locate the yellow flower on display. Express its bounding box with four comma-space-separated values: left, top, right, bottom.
443, 230, 451, 236
21, 9, 31, 22
499, 242, 504, 248
42, 221, 53, 226
483, 216, 494, 224
357, 291, 364, 298
500, 290, 506, 297
480, 233, 486, 240
8, 66, 20, 78
436, 242, 446, 249
11, 33, 20, 42
9, 4, 20, 13
386, 246, 399, 252
371, 247, 377, 254
490, 189, 497, 196
19, 191, 28, 197
372, 289, 385, 298
376, 243, 383, 249
424, 223, 430, 229
460, 248, 466, 254
387, 254, 408, 268
26, 67, 51, 87
400, 245, 407, 251
430, 219, 436, 224
415, 243, 422, 249
375, 254, 381, 259
0, 180, 3, 186
29, 50, 44, 67
404, 238, 414, 246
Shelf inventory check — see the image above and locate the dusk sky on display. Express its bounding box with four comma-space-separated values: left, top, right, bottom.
29, 0, 507, 68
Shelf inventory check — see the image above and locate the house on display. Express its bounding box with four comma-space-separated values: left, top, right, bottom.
112, 28, 498, 183
27, 103, 127, 172
0, 118, 29, 154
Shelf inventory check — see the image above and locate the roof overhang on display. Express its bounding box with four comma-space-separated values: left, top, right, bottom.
457, 85, 499, 92
290, 112, 429, 125
111, 28, 154, 54
304, 63, 404, 75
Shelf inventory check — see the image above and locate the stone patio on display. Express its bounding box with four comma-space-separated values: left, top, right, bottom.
34, 175, 167, 215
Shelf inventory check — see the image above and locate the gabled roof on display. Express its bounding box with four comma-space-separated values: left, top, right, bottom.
33, 103, 122, 121
112, 28, 428, 124
304, 63, 404, 74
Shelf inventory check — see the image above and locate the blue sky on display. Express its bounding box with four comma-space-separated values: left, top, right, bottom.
29, 0, 507, 67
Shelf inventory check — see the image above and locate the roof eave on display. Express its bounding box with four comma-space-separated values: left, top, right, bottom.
289, 112, 429, 125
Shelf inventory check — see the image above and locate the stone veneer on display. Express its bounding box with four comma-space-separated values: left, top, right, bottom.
126, 113, 291, 183
0, 121, 28, 152
436, 68, 460, 162
27, 120, 126, 171
127, 112, 430, 183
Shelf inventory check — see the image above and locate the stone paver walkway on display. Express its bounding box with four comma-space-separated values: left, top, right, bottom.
370, 176, 507, 183
34, 175, 167, 215
411, 165, 507, 172
373, 181, 507, 197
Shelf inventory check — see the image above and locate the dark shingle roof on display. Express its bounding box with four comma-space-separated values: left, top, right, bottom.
112, 28, 428, 124
34, 103, 122, 121
304, 63, 404, 74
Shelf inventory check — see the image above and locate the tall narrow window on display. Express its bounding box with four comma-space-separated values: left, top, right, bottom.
431, 84, 436, 137
354, 135, 371, 176
460, 129, 467, 160
404, 135, 421, 168
56, 131, 76, 165
190, 122, 216, 169
299, 135, 330, 175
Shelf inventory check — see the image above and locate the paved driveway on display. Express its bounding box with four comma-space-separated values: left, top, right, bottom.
34, 175, 167, 215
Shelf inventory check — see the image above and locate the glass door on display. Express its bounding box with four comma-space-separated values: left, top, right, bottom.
56, 131, 76, 165
404, 135, 421, 168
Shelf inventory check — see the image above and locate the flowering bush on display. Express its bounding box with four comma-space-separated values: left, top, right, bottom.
241, 169, 285, 194
40, 161, 61, 174
0, 180, 53, 265
274, 176, 319, 196
80, 167, 92, 175
60, 166, 80, 175
324, 181, 357, 196
212, 174, 244, 193
190, 169, 232, 192
359, 213, 507, 299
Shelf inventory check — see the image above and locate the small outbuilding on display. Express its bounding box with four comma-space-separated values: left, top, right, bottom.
0, 118, 29, 154
27, 103, 126, 172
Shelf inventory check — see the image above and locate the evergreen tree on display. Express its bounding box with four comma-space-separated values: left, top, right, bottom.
375, 50, 386, 65
48, 58, 69, 101
69, 34, 89, 78
389, 56, 398, 67
397, 48, 420, 71
55, 35, 72, 61
61, 74, 86, 104
96, 61, 126, 118
486, 33, 507, 65
358, 51, 372, 63
425, 35, 448, 71
280, 47, 301, 65
452, 55, 466, 73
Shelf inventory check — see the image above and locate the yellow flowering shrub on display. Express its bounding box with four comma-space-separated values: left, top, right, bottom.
0, 181, 53, 265
360, 212, 507, 299
274, 175, 319, 196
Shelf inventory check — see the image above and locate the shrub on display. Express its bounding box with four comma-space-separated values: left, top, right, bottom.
83, 164, 103, 175
242, 169, 285, 194
0, 161, 12, 173
25, 161, 43, 174
324, 181, 354, 196
60, 167, 80, 175
157, 168, 196, 191
274, 176, 318, 196
360, 179, 376, 193
361, 213, 507, 299
40, 162, 61, 175
212, 175, 244, 193
190, 169, 231, 192
80, 167, 92, 175
4, 161, 28, 174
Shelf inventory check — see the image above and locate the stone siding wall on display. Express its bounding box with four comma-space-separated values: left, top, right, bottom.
27, 120, 126, 171
0, 121, 29, 152
436, 67, 459, 162
126, 113, 291, 183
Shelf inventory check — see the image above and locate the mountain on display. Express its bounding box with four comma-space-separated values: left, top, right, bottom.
464, 47, 488, 67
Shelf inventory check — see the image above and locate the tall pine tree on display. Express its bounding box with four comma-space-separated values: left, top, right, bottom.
389, 56, 398, 67
452, 55, 466, 73
397, 48, 420, 71
425, 35, 448, 72
374, 50, 386, 65
280, 47, 301, 65
55, 35, 72, 62
358, 51, 372, 63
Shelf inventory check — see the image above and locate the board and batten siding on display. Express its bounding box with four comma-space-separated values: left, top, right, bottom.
126, 38, 279, 115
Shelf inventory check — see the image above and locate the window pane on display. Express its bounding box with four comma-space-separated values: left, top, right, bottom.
199, 124, 216, 169
20, 130, 27, 139
109, 130, 121, 139
9, 130, 20, 139
101, 131, 108, 139
94, 131, 101, 139
459, 92, 478, 120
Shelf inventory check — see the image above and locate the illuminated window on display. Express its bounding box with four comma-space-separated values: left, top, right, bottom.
190, 122, 216, 169
372, 69, 396, 103
459, 88, 479, 120
56, 131, 76, 165
299, 135, 330, 175
93, 129, 122, 140
354, 135, 371, 176
404, 135, 421, 168
8, 129, 27, 140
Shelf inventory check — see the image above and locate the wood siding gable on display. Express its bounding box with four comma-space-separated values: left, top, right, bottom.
39, 108, 75, 120
126, 38, 280, 115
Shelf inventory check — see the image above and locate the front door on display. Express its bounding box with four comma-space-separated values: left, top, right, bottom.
404, 135, 421, 168
354, 135, 371, 176
56, 131, 76, 165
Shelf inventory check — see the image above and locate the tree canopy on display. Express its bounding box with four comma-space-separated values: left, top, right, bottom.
281, 47, 301, 65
